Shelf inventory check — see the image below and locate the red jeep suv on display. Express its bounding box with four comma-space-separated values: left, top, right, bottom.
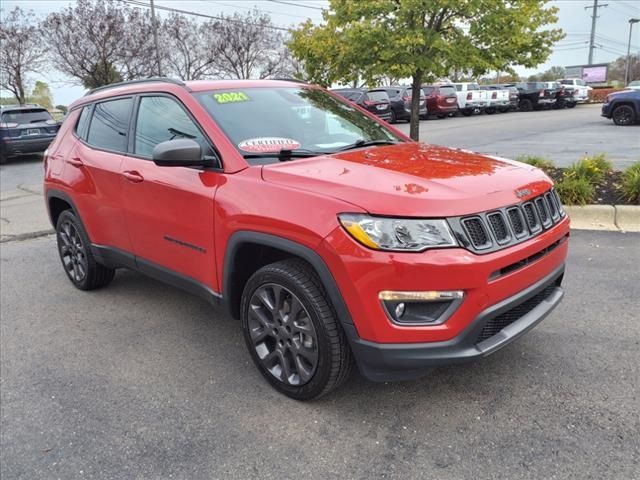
44, 78, 569, 400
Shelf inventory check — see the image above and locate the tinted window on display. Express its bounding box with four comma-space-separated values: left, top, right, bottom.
382, 88, 401, 98
1, 108, 52, 124
134, 96, 212, 158
366, 91, 389, 102
454, 84, 462, 91
468, 84, 480, 90
422, 86, 435, 95
86, 98, 132, 152
342, 91, 363, 102
560, 80, 571, 85
75, 106, 91, 140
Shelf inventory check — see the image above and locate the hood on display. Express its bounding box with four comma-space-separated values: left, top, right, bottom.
261, 143, 552, 217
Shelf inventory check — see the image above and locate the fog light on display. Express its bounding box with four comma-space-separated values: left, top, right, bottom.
379, 290, 464, 326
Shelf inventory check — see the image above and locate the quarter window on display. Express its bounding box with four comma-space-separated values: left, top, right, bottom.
75, 106, 91, 140
86, 98, 132, 152
134, 96, 212, 158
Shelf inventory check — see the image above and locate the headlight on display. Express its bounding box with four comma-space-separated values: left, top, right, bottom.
338, 213, 457, 251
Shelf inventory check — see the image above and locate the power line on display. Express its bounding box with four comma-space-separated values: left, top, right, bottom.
266, 0, 324, 11
120, 0, 291, 31
193, 0, 317, 20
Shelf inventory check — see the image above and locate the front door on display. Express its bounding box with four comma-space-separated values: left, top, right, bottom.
120, 94, 222, 291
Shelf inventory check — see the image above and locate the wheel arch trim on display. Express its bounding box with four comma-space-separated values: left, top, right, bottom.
223, 231, 355, 328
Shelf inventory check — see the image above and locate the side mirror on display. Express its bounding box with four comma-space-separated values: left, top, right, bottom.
152, 138, 211, 167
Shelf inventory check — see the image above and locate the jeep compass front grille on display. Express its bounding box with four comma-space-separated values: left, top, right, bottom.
449, 188, 565, 254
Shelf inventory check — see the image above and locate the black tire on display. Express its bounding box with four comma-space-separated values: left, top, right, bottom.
241, 259, 353, 400
461, 108, 473, 117
612, 104, 635, 126
56, 210, 115, 290
437, 114, 446, 119
519, 99, 533, 112
498, 107, 510, 113
566, 102, 576, 109
485, 107, 496, 114
389, 109, 397, 124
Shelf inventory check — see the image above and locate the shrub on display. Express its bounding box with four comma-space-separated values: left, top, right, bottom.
588, 87, 624, 103
566, 155, 611, 184
516, 155, 555, 174
555, 176, 595, 206
619, 162, 640, 204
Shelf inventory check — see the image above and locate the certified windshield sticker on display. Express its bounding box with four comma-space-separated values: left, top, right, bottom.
213, 91, 250, 104
238, 137, 301, 153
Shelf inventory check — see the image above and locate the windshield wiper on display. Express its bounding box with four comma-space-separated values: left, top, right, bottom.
168, 127, 197, 140
242, 148, 329, 162
336, 139, 400, 152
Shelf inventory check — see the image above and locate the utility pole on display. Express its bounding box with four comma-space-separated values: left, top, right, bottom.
586, 0, 608, 65
626, 19, 640, 85
150, 0, 162, 76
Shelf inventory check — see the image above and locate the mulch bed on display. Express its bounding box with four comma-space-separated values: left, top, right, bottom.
546, 167, 632, 206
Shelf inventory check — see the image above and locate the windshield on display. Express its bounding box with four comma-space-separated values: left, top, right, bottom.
197, 87, 403, 164
1, 109, 52, 124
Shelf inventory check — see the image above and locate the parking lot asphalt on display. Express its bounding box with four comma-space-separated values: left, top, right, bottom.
396, 104, 639, 169
1, 230, 638, 480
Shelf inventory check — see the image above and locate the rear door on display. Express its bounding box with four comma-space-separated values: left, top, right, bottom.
69, 98, 134, 253
120, 93, 222, 289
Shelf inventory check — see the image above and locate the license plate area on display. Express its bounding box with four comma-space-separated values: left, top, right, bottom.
26, 129, 40, 136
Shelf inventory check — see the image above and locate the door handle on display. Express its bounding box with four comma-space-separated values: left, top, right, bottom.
67, 157, 83, 167
122, 170, 144, 183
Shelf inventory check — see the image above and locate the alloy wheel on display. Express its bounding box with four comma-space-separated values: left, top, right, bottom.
613, 105, 634, 126
58, 220, 88, 283
247, 283, 319, 386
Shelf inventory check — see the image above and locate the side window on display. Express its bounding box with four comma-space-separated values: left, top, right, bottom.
134, 96, 212, 158
86, 98, 132, 152
75, 106, 91, 140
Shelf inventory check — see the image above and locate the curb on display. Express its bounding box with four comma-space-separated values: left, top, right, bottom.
565, 205, 640, 232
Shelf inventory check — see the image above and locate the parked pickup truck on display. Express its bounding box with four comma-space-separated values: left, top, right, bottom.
450, 82, 488, 116
557, 78, 591, 103
541, 82, 577, 109
513, 82, 557, 111
479, 85, 511, 114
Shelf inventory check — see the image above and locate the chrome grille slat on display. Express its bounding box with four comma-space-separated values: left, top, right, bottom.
452, 188, 565, 254
487, 212, 510, 244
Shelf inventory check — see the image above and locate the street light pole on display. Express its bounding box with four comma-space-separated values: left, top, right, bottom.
625, 19, 640, 86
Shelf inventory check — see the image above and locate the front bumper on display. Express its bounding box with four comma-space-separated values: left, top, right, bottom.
601, 103, 612, 118
344, 264, 564, 381
0, 136, 55, 157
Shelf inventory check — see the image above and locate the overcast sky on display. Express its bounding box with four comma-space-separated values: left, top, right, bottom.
2, 0, 639, 105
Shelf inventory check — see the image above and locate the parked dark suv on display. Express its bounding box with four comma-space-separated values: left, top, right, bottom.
371, 86, 427, 123
0, 105, 60, 163
330, 88, 391, 121
421, 84, 458, 118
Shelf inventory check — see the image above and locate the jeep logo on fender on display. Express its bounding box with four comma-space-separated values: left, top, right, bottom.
515, 188, 531, 198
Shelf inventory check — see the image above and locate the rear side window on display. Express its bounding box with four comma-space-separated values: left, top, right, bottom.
86, 98, 132, 152
134, 95, 213, 158
468, 84, 480, 90
75, 106, 91, 140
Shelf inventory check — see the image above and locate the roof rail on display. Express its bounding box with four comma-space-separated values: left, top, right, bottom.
85, 77, 188, 96
271, 77, 307, 84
